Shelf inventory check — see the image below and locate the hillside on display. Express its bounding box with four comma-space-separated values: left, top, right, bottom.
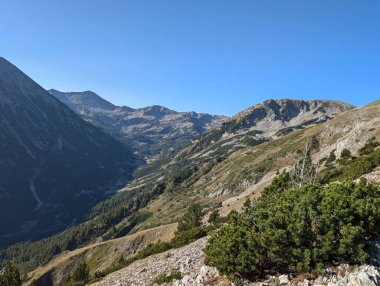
129, 99, 378, 234
11, 98, 364, 285
22, 98, 380, 286
23, 224, 177, 286
0, 58, 138, 247
87, 100, 380, 286
123, 98, 354, 210
49, 89, 226, 159
90, 237, 380, 286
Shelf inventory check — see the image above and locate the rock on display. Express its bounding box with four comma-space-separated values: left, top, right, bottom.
278, 274, 289, 284
90, 235, 380, 286
92, 237, 210, 286
174, 275, 193, 286
345, 265, 380, 286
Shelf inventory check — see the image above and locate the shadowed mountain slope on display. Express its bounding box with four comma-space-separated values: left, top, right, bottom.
0, 58, 138, 247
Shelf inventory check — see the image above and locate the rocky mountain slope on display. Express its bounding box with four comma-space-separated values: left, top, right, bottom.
0, 58, 138, 247
1, 64, 366, 285
87, 100, 380, 286
15, 98, 361, 285
124, 98, 354, 199
91, 236, 380, 286
128, 99, 380, 236
180, 98, 354, 161
49, 89, 226, 159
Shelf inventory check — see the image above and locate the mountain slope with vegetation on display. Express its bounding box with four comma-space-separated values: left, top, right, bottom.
121, 99, 356, 229
23, 223, 177, 286
0, 96, 356, 284
3, 59, 376, 286
0, 58, 138, 248
127, 98, 353, 183
91, 121, 380, 285
4, 101, 363, 285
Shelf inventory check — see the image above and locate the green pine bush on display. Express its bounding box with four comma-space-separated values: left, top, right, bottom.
205, 175, 380, 280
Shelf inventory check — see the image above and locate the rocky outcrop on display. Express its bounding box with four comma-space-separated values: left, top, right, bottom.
90, 236, 380, 286
91, 237, 216, 286
179, 99, 354, 165
242, 265, 380, 286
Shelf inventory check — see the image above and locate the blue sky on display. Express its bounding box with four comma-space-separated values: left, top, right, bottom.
1, 1, 380, 116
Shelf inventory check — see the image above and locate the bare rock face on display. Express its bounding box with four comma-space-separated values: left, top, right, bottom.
182, 99, 354, 164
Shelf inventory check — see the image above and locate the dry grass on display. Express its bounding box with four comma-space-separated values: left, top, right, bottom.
23, 223, 177, 286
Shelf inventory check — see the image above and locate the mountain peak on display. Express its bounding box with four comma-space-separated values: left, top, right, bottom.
235, 98, 354, 121
0, 56, 10, 65
0, 60, 137, 246
49, 89, 116, 112
0, 57, 56, 107
51, 90, 227, 159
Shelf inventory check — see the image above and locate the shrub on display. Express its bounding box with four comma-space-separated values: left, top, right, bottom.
205, 178, 380, 279
342, 156, 375, 178
359, 137, 379, 156
208, 209, 221, 226
0, 262, 21, 286
171, 227, 207, 248
154, 271, 182, 284
177, 203, 203, 232
71, 261, 89, 283
318, 166, 342, 184
318, 146, 380, 183
325, 150, 336, 165
340, 148, 352, 161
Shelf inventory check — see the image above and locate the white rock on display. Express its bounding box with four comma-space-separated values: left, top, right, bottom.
278, 274, 289, 284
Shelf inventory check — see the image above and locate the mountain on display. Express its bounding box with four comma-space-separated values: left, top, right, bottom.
17, 98, 371, 286
184, 98, 355, 159
49, 89, 227, 159
0, 58, 138, 247
88, 100, 380, 286
126, 98, 354, 190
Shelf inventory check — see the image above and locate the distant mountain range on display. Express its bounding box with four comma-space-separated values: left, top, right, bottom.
122, 97, 355, 197
0, 58, 138, 247
49, 89, 227, 160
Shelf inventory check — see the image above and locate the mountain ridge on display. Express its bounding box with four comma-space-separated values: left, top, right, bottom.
0, 58, 138, 247
49, 89, 227, 159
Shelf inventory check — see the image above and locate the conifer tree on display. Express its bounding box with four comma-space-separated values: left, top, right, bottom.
291, 137, 319, 188
177, 203, 203, 232
0, 262, 21, 286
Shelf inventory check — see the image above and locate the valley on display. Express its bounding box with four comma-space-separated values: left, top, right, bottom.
0, 58, 379, 286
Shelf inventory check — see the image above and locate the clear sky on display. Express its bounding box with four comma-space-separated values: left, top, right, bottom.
1, 1, 379, 116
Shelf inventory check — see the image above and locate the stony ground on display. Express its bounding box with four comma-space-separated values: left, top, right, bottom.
90, 237, 222, 286
90, 236, 380, 286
